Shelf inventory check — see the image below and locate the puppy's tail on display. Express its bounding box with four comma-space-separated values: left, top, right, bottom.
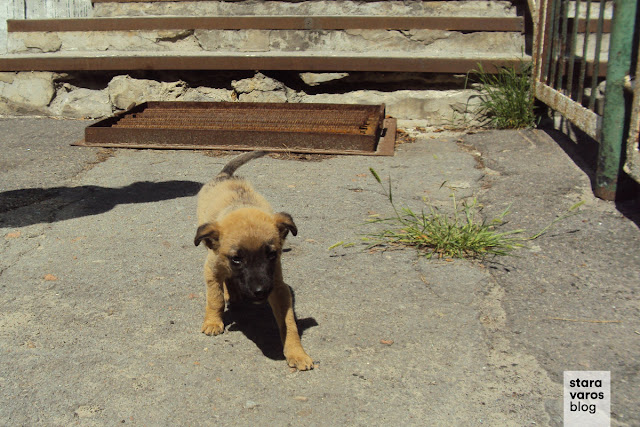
216, 151, 267, 180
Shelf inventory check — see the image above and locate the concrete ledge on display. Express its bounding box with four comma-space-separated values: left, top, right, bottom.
7, 16, 524, 32
91, 0, 519, 19
7, 30, 525, 56
0, 51, 531, 73
93, 0, 517, 18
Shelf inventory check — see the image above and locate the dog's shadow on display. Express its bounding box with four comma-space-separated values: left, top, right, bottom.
223, 288, 318, 361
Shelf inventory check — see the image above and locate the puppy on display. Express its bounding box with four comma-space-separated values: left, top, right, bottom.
194, 151, 313, 371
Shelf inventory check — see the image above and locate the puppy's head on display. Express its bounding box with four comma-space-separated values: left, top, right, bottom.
194, 208, 297, 303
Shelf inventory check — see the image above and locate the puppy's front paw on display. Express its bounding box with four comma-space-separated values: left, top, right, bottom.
201, 320, 224, 336
285, 350, 314, 371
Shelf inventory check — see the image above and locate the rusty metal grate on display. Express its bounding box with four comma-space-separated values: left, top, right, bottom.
78, 102, 396, 156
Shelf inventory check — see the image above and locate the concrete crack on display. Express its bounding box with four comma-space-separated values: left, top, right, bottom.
477, 277, 561, 424
398, 29, 453, 46
155, 29, 195, 43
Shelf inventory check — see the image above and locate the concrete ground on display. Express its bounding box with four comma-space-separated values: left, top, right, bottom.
0, 117, 638, 426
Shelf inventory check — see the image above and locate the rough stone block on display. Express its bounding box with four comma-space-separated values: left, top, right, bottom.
50, 86, 113, 119
181, 87, 235, 102
0, 72, 56, 115
107, 75, 188, 110
300, 72, 350, 86
232, 72, 285, 94
300, 89, 481, 125
238, 91, 288, 103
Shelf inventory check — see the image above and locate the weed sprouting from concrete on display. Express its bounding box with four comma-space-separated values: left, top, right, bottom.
364, 168, 525, 259
469, 63, 537, 130
363, 169, 585, 259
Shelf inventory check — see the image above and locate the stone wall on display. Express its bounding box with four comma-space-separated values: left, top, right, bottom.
0, 70, 481, 124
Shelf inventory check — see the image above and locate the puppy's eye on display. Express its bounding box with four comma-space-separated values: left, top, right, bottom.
267, 250, 277, 260
230, 255, 242, 265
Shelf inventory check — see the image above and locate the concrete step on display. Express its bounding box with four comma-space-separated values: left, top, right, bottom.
3, 13, 526, 73
7, 28, 524, 57
7, 16, 525, 32
0, 50, 531, 73
6, 14, 524, 59
92, 0, 519, 19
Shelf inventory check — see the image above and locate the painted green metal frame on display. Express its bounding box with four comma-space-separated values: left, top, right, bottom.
624, 45, 640, 183
594, 0, 638, 199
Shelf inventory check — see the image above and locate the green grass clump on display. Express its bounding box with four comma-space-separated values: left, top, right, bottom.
364, 169, 585, 259
364, 169, 525, 259
470, 63, 536, 129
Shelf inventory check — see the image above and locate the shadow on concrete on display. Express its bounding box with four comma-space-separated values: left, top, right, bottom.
224, 289, 318, 361
541, 121, 640, 227
0, 180, 202, 228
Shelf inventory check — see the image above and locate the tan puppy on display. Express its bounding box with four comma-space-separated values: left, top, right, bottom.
194, 151, 313, 371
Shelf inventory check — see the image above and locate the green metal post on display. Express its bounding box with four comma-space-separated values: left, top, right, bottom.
594, 0, 638, 200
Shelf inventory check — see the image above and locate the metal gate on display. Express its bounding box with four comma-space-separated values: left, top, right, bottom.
533, 0, 639, 200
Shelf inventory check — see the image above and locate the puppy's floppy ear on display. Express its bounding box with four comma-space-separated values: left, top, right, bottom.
194, 222, 220, 250
274, 212, 297, 239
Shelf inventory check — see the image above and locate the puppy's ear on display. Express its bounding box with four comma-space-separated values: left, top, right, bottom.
194, 222, 220, 250
274, 212, 297, 240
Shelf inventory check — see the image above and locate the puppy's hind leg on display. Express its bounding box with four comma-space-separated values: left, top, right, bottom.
268, 281, 313, 371
201, 261, 225, 336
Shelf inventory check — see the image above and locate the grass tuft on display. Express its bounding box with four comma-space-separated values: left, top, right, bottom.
364, 168, 525, 259
469, 63, 537, 129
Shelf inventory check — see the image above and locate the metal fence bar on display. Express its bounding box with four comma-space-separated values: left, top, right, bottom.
566, 0, 580, 96
555, 0, 570, 90
576, 0, 593, 104
548, 0, 562, 86
538, 0, 554, 83
595, 0, 639, 199
588, 0, 607, 111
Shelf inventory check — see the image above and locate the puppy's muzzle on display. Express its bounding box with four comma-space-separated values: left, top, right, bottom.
249, 285, 272, 303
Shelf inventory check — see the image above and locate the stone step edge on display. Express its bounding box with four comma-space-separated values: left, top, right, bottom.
7, 16, 524, 33
91, 1, 520, 20
0, 51, 532, 73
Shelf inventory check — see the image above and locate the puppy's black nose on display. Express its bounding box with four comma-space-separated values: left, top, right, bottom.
253, 287, 271, 300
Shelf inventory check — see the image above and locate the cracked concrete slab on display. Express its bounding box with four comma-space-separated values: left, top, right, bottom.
464, 129, 640, 426
0, 118, 637, 425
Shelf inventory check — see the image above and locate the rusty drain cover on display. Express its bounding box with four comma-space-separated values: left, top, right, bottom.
78, 101, 396, 156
